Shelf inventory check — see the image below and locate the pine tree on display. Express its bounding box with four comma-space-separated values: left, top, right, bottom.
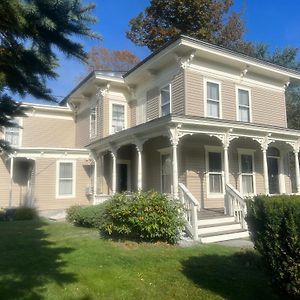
0, 0, 99, 152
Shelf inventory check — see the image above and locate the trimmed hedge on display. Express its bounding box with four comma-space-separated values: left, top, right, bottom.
66, 204, 107, 228
246, 195, 300, 298
100, 191, 184, 244
0, 207, 38, 221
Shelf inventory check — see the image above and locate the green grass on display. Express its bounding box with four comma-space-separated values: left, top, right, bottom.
0, 219, 282, 300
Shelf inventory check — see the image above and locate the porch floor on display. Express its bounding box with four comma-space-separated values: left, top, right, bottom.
198, 208, 225, 219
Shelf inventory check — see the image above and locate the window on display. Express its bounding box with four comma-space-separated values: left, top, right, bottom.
237, 88, 251, 122
206, 81, 220, 118
160, 84, 171, 116
161, 153, 172, 194
207, 150, 223, 194
111, 104, 125, 133
89, 107, 97, 138
5, 119, 21, 147
57, 161, 75, 197
238, 150, 255, 195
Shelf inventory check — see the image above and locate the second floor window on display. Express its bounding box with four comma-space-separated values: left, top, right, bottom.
160, 84, 171, 116
206, 81, 220, 118
89, 107, 97, 138
5, 119, 20, 147
112, 104, 125, 133
237, 88, 250, 122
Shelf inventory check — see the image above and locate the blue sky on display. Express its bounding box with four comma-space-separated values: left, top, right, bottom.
24, 0, 300, 104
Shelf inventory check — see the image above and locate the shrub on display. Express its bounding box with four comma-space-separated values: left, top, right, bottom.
100, 191, 184, 244
14, 207, 38, 220
246, 195, 300, 298
66, 204, 107, 228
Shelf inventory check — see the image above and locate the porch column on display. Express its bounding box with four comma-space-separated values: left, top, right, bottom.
262, 148, 269, 195
110, 150, 117, 195
171, 140, 179, 199
223, 146, 229, 184
136, 143, 143, 191
294, 149, 300, 194
9, 156, 14, 207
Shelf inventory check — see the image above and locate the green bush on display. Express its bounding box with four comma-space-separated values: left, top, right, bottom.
66, 204, 107, 228
100, 191, 184, 244
246, 195, 300, 298
14, 207, 38, 220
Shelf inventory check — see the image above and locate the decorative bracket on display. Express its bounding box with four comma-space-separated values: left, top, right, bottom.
96, 83, 110, 98
240, 65, 249, 78
174, 51, 196, 70
168, 124, 182, 146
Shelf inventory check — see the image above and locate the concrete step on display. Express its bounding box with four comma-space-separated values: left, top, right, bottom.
197, 216, 235, 226
198, 222, 241, 235
200, 229, 249, 244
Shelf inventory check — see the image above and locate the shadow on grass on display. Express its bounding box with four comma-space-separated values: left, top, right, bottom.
0, 219, 77, 300
181, 250, 282, 300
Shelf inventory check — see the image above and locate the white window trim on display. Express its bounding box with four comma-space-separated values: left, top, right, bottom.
56, 160, 76, 199
235, 85, 252, 122
89, 105, 97, 139
237, 148, 256, 196
109, 100, 127, 135
4, 117, 23, 148
205, 145, 224, 198
159, 84, 172, 117
117, 159, 131, 192
204, 78, 222, 119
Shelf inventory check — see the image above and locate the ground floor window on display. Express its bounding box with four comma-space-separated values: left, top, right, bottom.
238, 151, 255, 195
161, 153, 172, 194
57, 161, 75, 198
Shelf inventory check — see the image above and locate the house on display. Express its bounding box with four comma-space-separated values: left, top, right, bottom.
2, 35, 300, 242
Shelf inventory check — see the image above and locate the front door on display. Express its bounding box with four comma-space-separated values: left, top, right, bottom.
117, 163, 128, 192
268, 157, 279, 194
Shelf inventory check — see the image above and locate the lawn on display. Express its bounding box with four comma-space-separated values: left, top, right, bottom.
0, 219, 282, 300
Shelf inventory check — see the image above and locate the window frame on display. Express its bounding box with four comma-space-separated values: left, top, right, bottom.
236, 85, 252, 122
109, 100, 127, 135
204, 78, 222, 119
89, 106, 97, 139
205, 145, 224, 198
159, 84, 172, 117
158, 147, 173, 194
4, 117, 22, 147
56, 160, 76, 199
237, 148, 256, 195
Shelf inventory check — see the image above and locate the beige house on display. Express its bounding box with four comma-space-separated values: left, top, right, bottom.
2, 35, 300, 242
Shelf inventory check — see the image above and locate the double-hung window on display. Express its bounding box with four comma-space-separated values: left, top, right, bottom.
160, 84, 171, 116
239, 151, 255, 195
237, 88, 251, 122
5, 118, 21, 147
111, 103, 125, 133
89, 106, 97, 138
57, 161, 75, 198
206, 81, 220, 118
161, 153, 172, 194
207, 150, 223, 194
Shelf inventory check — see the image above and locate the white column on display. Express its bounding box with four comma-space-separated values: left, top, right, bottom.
172, 140, 179, 199
136, 144, 143, 191
262, 148, 269, 195
224, 146, 229, 185
294, 150, 300, 194
93, 158, 97, 195
9, 156, 14, 207
111, 151, 117, 195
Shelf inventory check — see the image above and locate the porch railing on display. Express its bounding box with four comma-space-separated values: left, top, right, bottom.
178, 183, 199, 240
224, 184, 248, 229
93, 194, 111, 205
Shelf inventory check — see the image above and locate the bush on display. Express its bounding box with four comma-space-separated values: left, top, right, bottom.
66, 204, 107, 228
246, 195, 300, 298
100, 191, 184, 244
0, 207, 38, 221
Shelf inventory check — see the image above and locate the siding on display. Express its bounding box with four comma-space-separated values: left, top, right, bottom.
23, 117, 75, 148
75, 107, 89, 148
129, 100, 137, 127
222, 80, 236, 120
146, 87, 160, 121
171, 70, 185, 115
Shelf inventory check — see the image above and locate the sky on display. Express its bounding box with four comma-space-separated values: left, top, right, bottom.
23, 0, 300, 104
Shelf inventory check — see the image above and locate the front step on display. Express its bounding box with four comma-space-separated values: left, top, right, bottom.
198, 222, 241, 235
198, 216, 235, 226
200, 229, 249, 244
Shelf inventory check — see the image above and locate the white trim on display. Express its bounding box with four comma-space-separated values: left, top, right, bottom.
109, 100, 127, 135
116, 159, 131, 192
235, 85, 252, 122
56, 160, 76, 199
204, 78, 222, 119
237, 148, 256, 195
89, 105, 97, 139
159, 83, 172, 117
205, 145, 224, 198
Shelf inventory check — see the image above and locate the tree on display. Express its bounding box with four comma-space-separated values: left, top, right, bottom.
85, 46, 140, 72
126, 0, 249, 52
0, 0, 99, 152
